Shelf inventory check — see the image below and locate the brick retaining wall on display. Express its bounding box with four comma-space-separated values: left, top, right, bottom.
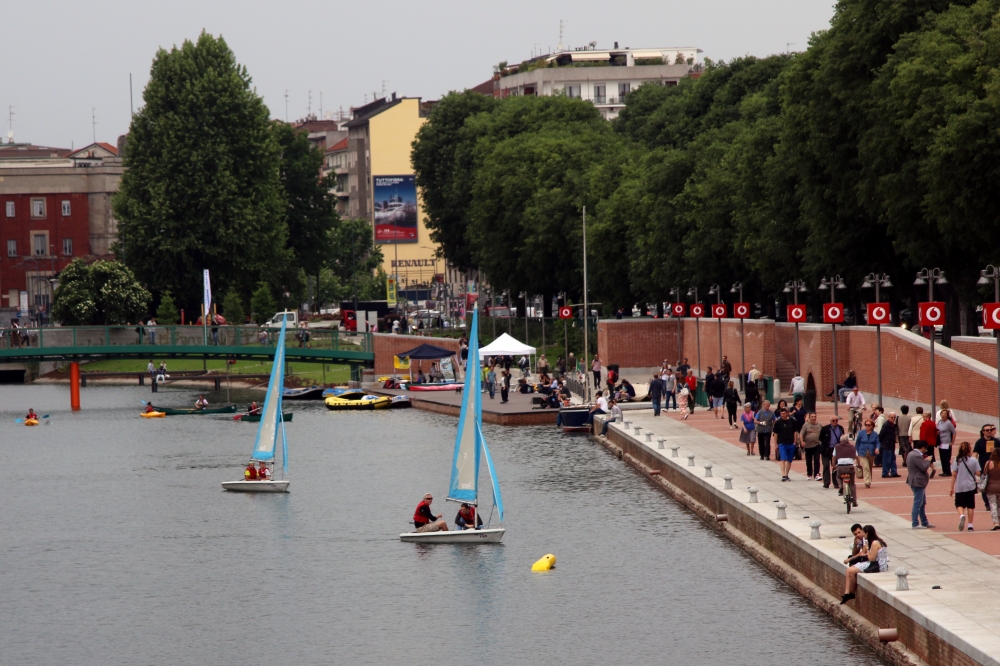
372, 334, 461, 375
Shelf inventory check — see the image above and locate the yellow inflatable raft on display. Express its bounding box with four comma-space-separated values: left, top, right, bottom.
324, 394, 391, 410
24, 418, 39, 426
140, 411, 166, 418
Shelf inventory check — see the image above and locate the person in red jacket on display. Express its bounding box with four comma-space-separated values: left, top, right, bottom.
412, 494, 447, 533
917, 411, 939, 467
244, 462, 258, 481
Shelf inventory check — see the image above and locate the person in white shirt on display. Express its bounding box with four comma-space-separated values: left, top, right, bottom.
599, 399, 623, 436
586, 391, 609, 426
789, 374, 805, 401
147, 318, 157, 345
845, 387, 866, 434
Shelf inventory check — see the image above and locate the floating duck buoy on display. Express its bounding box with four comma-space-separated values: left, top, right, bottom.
531, 554, 556, 572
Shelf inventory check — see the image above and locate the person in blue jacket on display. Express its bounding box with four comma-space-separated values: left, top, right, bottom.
855, 419, 881, 488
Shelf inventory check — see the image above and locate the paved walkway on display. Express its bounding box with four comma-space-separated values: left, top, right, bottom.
602, 406, 1000, 664
643, 395, 1000, 557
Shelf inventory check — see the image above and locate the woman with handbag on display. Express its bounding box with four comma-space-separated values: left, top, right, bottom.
950, 441, 982, 531
739, 404, 756, 456
983, 448, 1000, 530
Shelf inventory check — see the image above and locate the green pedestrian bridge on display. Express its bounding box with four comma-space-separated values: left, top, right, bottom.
0, 324, 374, 368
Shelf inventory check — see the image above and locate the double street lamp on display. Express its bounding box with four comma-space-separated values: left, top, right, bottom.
819, 275, 846, 417
783, 280, 808, 376
708, 284, 723, 373
669, 286, 683, 364
688, 286, 701, 378
914, 268, 947, 416
861, 273, 892, 406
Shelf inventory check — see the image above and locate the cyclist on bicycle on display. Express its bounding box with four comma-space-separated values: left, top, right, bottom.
835, 434, 859, 508
845, 386, 867, 436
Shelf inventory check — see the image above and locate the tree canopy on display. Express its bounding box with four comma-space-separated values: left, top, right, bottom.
52, 259, 151, 325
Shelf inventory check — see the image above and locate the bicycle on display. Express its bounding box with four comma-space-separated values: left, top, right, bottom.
838, 464, 857, 513
848, 408, 865, 438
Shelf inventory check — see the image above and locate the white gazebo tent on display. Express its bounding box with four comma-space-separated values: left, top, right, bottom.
479, 333, 539, 377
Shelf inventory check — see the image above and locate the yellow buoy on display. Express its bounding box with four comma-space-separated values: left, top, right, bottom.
531, 554, 556, 572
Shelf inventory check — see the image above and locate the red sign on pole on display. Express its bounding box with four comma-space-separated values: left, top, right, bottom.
866, 303, 890, 326
787, 304, 807, 323
984, 303, 1000, 330
690, 303, 705, 318
671, 303, 685, 317
918, 302, 946, 327
823, 303, 844, 324
711, 303, 727, 318
734, 302, 750, 319
558, 306, 573, 319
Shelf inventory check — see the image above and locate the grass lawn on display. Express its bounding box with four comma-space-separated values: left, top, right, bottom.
80, 358, 351, 384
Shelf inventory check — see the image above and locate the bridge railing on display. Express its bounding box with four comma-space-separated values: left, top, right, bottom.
0, 325, 373, 354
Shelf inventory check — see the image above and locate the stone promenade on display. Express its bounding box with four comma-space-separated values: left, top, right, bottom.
598, 405, 1000, 666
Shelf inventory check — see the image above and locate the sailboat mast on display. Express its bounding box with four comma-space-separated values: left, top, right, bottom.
582, 206, 590, 405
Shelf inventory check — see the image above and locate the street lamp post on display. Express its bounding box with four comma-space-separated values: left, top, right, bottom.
861, 273, 892, 406
669, 286, 682, 364
819, 275, 846, 417
914, 268, 947, 415
709, 284, 723, 372
688, 286, 701, 378
978, 266, 1000, 424
783, 280, 808, 376
731, 282, 745, 388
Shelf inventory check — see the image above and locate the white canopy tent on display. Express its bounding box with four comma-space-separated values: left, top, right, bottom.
478, 333, 536, 358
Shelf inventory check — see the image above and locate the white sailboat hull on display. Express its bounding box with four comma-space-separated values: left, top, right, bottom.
399, 527, 505, 543
222, 479, 290, 493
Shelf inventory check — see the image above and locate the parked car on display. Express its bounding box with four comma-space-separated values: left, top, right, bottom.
261, 310, 297, 329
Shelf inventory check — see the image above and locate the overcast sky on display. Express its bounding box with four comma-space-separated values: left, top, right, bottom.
1, 1, 834, 149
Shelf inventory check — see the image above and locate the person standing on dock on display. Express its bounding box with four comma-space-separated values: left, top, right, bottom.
486, 366, 496, 400
592, 356, 602, 390
906, 441, 935, 528
819, 416, 845, 489
773, 408, 801, 481
754, 401, 775, 460
663, 368, 677, 411
500, 370, 511, 404
649, 375, 664, 416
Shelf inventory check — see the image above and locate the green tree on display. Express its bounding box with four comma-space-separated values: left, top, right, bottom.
52, 259, 151, 325
274, 122, 338, 282
156, 291, 179, 325
112, 32, 287, 311
329, 219, 384, 302
222, 289, 245, 324
250, 282, 277, 324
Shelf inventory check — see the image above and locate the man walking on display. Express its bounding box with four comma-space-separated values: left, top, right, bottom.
720, 355, 732, 380
500, 369, 511, 404
663, 369, 677, 411
677, 358, 690, 378
801, 412, 823, 481
789, 372, 805, 403
819, 416, 845, 488
897, 405, 913, 459
773, 408, 801, 482
906, 442, 935, 529
592, 356, 602, 390
649, 375, 664, 416
855, 419, 880, 488
880, 412, 900, 478
754, 400, 775, 461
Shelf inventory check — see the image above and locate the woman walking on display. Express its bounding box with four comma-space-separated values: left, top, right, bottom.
739, 404, 756, 456
937, 409, 957, 476
984, 448, 1000, 530
723, 380, 742, 429
950, 441, 982, 531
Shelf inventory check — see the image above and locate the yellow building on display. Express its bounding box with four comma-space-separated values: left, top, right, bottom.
346, 95, 442, 300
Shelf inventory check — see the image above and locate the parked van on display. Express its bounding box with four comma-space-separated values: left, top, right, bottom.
262, 311, 298, 329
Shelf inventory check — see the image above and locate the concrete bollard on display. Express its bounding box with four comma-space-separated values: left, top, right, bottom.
810, 520, 822, 540
671, 446, 680, 458
623, 420, 632, 429
776, 502, 787, 520
723, 474, 733, 490
634, 426, 642, 435
645, 432, 653, 442
657, 438, 665, 450
687, 453, 696, 467
895, 568, 909, 591
748, 487, 759, 503
704, 463, 713, 478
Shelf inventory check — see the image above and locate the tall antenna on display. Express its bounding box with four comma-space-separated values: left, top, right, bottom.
7, 105, 14, 142
320, 91, 323, 118
92, 108, 98, 143
557, 19, 565, 52
284, 89, 289, 122
129, 73, 134, 117
308, 90, 312, 117
381, 80, 389, 99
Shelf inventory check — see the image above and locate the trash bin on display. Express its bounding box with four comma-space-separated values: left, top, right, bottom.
804, 389, 817, 412
696, 379, 709, 408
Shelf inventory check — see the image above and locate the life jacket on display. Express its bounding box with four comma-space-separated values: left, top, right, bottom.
413, 500, 432, 525
458, 507, 475, 525
245, 466, 258, 480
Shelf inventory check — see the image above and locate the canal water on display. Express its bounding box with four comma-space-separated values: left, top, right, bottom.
1, 384, 886, 665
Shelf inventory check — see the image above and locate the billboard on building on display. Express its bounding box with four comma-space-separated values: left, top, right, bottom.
373, 175, 418, 243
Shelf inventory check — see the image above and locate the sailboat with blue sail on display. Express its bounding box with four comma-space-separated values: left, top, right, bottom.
222, 318, 291, 493
400, 307, 505, 543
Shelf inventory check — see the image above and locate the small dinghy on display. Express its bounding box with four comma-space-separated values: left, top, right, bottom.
400, 308, 505, 544
222, 319, 290, 493
281, 386, 325, 400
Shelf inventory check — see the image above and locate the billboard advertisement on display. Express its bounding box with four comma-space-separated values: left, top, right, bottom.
373, 175, 418, 243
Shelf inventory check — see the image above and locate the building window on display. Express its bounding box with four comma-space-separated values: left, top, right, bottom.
618, 83, 631, 100
62, 200, 71, 216
31, 198, 46, 218
6, 240, 16, 257
4, 202, 13, 218
33, 233, 48, 256
593, 85, 606, 104
564, 85, 581, 99
63, 238, 73, 256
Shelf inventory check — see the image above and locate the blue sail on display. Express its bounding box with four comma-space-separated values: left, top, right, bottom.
478, 422, 504, 522
251, 318, 287, 463
447, 308, 481, 503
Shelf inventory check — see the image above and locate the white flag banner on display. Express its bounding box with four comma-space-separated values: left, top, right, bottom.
203, 269, 212, 318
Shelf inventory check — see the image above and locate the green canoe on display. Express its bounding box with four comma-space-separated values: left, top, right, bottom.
159, 405, 238, 416
239, 412, 293, 422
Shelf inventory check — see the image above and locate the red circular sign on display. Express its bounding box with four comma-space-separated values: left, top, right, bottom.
558, 306, 572, 319
735, 303, 749, 318
712, 304, 726, 318
691, 304, 705, 317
